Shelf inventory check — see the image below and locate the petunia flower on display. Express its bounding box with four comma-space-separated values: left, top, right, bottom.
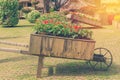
73, 25, 81, 32
43, 20, 49, 24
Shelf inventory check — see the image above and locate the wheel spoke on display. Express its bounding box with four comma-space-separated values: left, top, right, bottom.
105, 57, 112, 59
103, 51, 108, 56
99, 48, 101, 55
104, 62, 109, 66
100, 62, 102, 69
89, 61, 94, 69
90, 48, 112, 71
94, 62, 98, 68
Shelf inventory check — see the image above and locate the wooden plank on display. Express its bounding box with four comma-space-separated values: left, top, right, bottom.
0, 48, 21, 53
51, 38, 65, 57
83, 42, 95, 60
37, 56, 44, 78
62, 39, 95, 60
41, 36, 51, 56
73, 15, 102, 27
63, 39, 73, 58
70, 40, 87, 59
29, 34, 96, 60
20, 50, 30, 55
0, 48, 30, 55
0, 40, 29, 48
29, 34, 42, 55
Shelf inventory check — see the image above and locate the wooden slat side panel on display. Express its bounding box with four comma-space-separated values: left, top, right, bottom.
29, 35, 42, 55
41, 36, 54, 56
51, 38, 65, 57
73, 40, 95, 60
62, 39, 95, 60
62, 39, 73, 58
41, 36, 49, 56
71, 40, 86, 59
84, 42, 95, 60
29, 34, 95, 60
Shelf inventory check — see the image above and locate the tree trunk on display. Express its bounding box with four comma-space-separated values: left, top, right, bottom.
54, 0, 68, 11
44, 0, 50, 13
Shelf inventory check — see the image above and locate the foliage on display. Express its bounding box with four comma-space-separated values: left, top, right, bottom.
27, 10, 40, 23
50, 8, 55, 12
18, 4, 23, 10
0, 0, 19, 27
38, 12, 67, 21
34, 12, 93, 39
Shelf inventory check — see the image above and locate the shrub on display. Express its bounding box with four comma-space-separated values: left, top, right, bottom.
50, 8, 55, 12
0, 0, 19, 27
27, 10, 40, 23
18, 4, 23, 11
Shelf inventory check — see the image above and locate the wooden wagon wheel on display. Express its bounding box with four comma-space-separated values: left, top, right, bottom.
88, 48, 113, 71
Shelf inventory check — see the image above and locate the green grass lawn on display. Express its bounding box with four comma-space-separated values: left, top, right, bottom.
0, 20, 120, 80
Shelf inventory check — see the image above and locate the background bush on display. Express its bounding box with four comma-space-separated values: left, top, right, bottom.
0, 0, 19, 27
27, 10, 40, 23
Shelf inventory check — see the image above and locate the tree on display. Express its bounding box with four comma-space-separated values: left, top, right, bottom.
43, 0, 68, 12
44, 0, 50, 12
53, 0, 68, 11
0, 0, 19, 27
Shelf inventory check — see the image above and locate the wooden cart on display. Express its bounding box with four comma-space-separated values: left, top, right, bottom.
0, 34, 113, 78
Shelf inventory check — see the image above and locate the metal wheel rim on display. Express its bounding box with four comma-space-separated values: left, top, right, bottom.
89, 47, 113, 71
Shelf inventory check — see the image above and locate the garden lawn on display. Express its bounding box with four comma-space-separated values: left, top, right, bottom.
0, 20, 120, 80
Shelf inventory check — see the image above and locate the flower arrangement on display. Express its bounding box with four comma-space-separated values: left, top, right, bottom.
34, 12, 93, 40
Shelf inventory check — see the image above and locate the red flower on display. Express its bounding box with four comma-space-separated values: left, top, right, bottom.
42, 19, 54, 24
74, 25, 81, 29
43, 20, 49, 24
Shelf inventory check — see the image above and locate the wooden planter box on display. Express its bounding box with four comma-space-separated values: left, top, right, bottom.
29, 34, 95, 60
